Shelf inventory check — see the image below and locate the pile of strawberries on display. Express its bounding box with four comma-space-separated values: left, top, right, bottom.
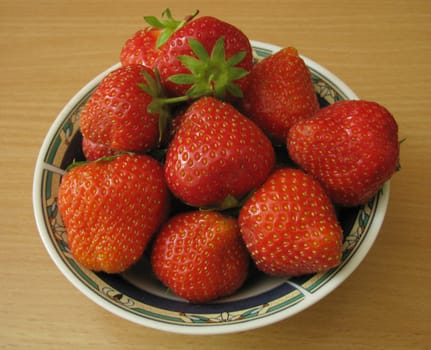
58, 9, 400, 303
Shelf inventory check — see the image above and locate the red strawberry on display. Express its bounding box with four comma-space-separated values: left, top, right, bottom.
82, 137, 116, 161
241, 47, 320, 143
80, 64, 170, 153
287, 100, 400, 206
239, 168, 343, 276
57, 154, 170, 273
120, 27, 163, 69
120, 9, 197, 69
164, 96, 275, 208
151, 210, 250, 303
155, 16, 253, 100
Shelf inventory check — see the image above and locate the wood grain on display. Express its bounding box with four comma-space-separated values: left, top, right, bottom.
1, 0, 430, 349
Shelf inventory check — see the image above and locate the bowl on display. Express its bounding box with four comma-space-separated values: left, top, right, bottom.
33, 40, 390, 335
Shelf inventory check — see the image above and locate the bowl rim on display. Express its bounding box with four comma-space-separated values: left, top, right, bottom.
33, 40, 390, 335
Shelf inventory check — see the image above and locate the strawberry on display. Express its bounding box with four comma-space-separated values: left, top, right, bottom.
238, 168, 343, 276
151, 211, 250, 303
155, 15, 253, 101
287, 100, 400, 206
164, 96, 275, 208
80, 64, 176, 153
120, 9, 198, 69
82, 137, 116, 161
241, 47, 320, 143
120, 27, 163, 69
57, 154, 170, 273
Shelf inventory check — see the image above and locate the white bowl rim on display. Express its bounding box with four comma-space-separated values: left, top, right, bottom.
33, 40, 389, 335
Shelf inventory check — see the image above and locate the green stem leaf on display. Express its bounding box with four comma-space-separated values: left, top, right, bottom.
168, 36, 250, 101
143, 8, 199, 48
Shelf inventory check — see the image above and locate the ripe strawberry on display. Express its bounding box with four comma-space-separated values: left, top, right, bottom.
82, 137, 116, 161
155, 15, 253, 100
120, 9, 197, 69
57, 154, 170, 273
151, 211, 250, 303
241, 47, 320, 143
80, 64, 169, 153
287, 100, 400, 206
239, 168, 343, 276
164, 96, 275, 208
120, 27, 163, 69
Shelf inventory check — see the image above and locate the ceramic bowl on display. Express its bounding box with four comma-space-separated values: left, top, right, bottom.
33, 40, 390, 335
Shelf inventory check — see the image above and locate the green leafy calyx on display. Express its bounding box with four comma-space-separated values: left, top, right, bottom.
139, 69, 189, 143
144, 8, 199, 48
168, 37, 250, 100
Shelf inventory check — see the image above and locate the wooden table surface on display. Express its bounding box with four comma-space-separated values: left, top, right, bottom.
1, 0, 430, 349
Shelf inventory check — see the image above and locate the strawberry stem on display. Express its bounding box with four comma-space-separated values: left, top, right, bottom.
158, 95, 190, 105
139, 69, 190, 144
144, 8, 199, 48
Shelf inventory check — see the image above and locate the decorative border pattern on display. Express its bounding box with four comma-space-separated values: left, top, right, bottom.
35, 43, 385, 331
